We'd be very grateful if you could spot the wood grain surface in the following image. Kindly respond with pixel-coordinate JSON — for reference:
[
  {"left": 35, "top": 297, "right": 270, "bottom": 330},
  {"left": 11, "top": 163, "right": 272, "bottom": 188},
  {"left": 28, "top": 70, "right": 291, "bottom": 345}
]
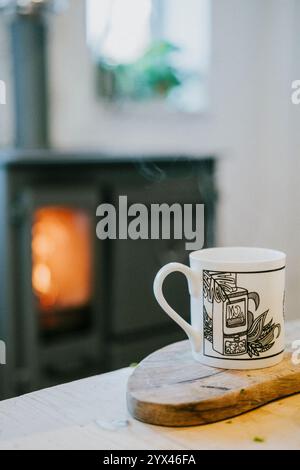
[
  {"left": 127, "top": 322, "right": 300, "bottom": 426},
  {"left": 0, "top": 324, "right": 300, "bottom": 449}
]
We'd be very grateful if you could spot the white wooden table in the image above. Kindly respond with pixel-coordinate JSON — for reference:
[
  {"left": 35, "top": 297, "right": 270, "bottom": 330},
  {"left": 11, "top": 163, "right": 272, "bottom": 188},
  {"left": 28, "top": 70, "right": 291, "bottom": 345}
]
[{"left": 0, "top": 365, "right": 300, "bottom": 450}]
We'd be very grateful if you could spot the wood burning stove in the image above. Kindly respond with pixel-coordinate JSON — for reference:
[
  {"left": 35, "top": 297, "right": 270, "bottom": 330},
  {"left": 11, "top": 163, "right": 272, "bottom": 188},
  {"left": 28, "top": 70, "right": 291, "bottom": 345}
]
[{"left": 0, "top": 150, "right": 216, "bottom": 399}]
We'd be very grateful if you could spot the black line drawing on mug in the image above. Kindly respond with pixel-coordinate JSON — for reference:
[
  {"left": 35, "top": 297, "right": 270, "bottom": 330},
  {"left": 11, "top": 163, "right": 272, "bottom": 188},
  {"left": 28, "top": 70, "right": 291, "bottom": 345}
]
[{"left": 203, "top": 271, "right": 281, "bottom": 358}]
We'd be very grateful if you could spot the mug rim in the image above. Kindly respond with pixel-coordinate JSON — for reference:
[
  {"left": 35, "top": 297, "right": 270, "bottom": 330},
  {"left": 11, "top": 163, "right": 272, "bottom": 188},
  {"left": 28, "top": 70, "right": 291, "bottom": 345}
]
[{"left": 189, "top": 246, "right": 286, "bottom": 271}]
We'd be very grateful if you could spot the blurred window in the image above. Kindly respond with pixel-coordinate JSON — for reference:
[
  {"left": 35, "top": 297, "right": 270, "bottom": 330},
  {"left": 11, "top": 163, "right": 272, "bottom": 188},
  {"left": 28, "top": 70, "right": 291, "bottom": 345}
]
[{"left": 86, "top": 0, "right": 210, "bottom": 112}]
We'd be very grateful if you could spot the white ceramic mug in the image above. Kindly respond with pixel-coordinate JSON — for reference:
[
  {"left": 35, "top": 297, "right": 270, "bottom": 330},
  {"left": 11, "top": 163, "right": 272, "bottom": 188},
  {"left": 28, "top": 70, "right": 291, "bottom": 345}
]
[{"left": 154, "top": 247, "right": 286, "bottom": 369}]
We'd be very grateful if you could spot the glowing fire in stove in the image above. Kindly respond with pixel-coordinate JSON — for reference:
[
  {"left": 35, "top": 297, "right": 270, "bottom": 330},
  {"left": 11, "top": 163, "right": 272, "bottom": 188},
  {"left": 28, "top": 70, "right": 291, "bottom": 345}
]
[{"left": 32, "top": 207, "right": 92, "bottom": 311}]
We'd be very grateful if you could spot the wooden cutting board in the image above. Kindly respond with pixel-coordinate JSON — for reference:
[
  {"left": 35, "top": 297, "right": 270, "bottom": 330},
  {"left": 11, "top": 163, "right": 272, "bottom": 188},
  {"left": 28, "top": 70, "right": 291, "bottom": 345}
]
[{"left": 127, "top": 321, "right": 300, "bottom": 427}]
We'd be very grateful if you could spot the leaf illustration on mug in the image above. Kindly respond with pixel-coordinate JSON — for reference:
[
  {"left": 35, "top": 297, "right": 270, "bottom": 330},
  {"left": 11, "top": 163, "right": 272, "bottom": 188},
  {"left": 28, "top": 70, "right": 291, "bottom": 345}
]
[
  {"left": 203, "top": 271, "right": 237, "bottom": 303},
  {"left": 203, "top": 305, "right": 213, "bottom": 343},
  {"left": 247, "top": 310, "right": 281, "bottom": 358},
  {"left": 247, "top": 310, "right": 268, "bottom": 343}
]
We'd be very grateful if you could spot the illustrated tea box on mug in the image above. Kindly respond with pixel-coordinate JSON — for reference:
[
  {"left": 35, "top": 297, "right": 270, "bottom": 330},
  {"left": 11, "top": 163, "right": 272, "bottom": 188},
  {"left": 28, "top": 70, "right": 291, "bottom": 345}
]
[{"left": 204, "top": 272, "right": 260, "bottom": 356}]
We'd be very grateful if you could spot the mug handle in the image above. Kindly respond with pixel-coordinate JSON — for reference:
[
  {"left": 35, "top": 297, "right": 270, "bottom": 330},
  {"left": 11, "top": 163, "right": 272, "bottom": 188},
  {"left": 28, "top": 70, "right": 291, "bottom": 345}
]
[
  {"left": 153, "top": 262, "right": 202, "bottom": 353},
  {"left": 248, "top": 291, "right": 260, "bottom": 311}
]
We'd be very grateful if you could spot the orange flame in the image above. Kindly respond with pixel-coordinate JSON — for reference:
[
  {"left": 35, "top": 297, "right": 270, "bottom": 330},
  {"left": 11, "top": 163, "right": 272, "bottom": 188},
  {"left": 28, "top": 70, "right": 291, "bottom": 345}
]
[{"left": 32, "top": 207, "right": 92, "bottom": 311}]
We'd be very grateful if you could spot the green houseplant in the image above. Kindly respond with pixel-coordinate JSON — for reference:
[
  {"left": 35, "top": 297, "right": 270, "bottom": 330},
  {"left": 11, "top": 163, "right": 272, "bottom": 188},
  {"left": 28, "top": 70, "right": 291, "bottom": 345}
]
[{"left": 96, "top": 40, "right": 182, "bottom": 101}]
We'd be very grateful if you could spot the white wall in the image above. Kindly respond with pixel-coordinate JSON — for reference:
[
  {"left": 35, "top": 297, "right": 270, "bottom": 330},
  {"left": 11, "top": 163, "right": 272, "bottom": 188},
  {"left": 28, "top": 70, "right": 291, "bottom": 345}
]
[{"left": 1, "top": 0, "right": 299, "bottom": 319}]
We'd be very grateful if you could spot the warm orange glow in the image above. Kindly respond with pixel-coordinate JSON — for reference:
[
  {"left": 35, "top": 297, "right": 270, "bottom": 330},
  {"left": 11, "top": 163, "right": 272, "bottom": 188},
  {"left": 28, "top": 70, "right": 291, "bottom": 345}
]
[
  {"left": 32, "top": 207, "right": 92, "bottom": 311},
  {"left": 33, "top": 263, "right": 52, "bottom": 295}
]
